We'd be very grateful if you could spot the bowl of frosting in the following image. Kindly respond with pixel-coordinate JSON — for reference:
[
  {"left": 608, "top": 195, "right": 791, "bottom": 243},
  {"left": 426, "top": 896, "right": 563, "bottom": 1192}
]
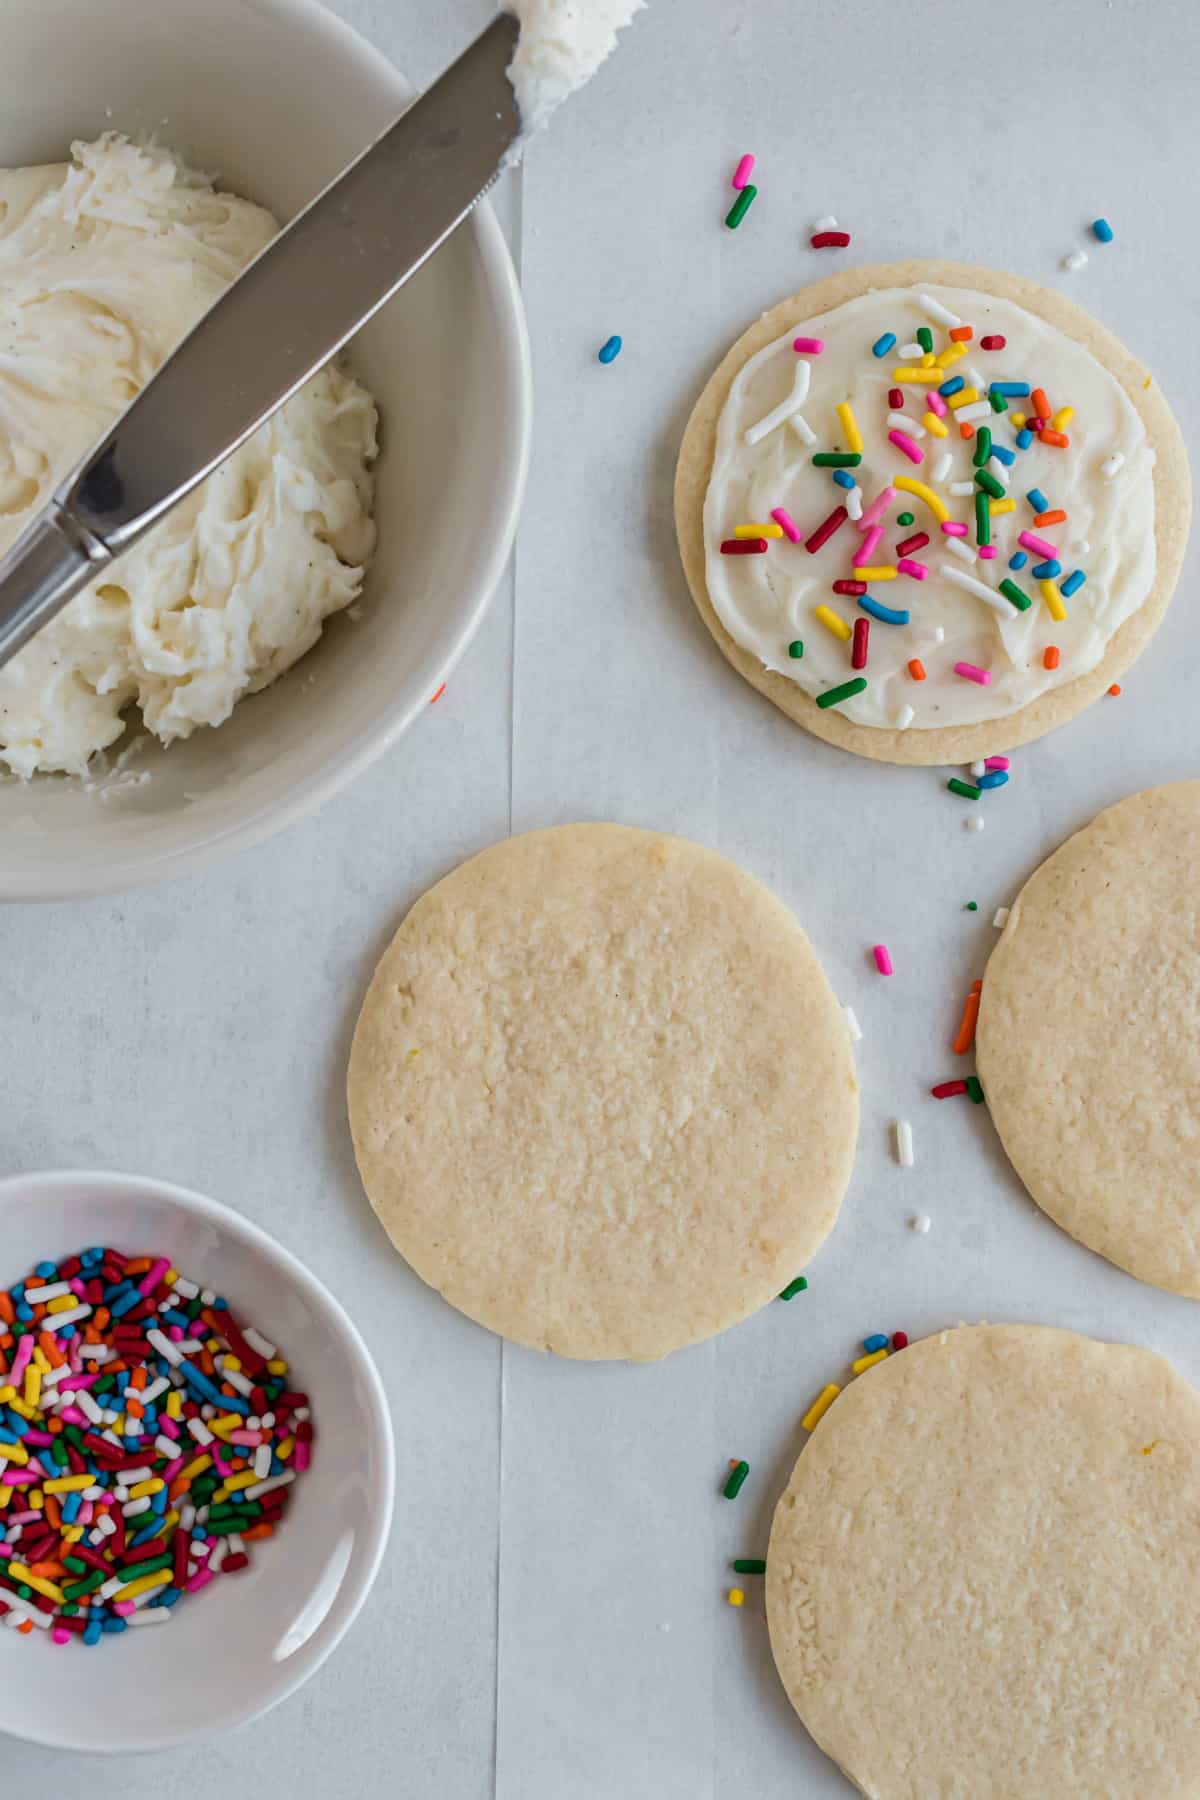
[{"left": 0, "top": 0, "right": 531, "bottom": 900}]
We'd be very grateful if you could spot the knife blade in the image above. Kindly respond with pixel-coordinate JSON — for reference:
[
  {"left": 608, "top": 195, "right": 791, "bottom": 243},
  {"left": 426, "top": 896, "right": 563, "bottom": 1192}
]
[{"left": 0, "top": 10, "right": 522, "bottom": 672}]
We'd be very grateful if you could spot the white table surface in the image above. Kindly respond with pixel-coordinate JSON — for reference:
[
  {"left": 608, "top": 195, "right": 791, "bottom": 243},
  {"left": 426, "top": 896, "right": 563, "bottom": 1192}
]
[{"left": 4, "top": 0, "right": 1200, "bottom": 1793}]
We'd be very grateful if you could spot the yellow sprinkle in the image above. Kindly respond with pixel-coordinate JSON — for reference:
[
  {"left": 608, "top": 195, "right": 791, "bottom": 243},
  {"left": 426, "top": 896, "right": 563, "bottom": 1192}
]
[
  {"left": 266, "top": 1358, "right": 289, "bottom": 1376},
  {"left": 207, "top": 1414, "right": 242, "bottom": 1440},
  {"left": 892, "top": 369, "right": 942, "bottom": 385},
  {"left": 0, "top": 1440, "right": 30, "bottom": 1467},
  {"left": 893, "top": 475, "right": 949, "bottom": 523},
  {"left": 115, "top": 1571, "right": 172, "bottom": 1604},
  {"left": 277, "top": 1437, "right": 295, "bottom": 1462},
  {"left": 61, "top": 1526, "right": 84, "bottom": 1544},
  {"left": 814, "top": 605, "right": 852, "bottom": 642},
  {"left": 407, "top": 1048, "right": 421, "bottom": 1062},
  {"left": 990, "top": 498, "right": 1016, "bottom": 516},
  {"left": 0, "top": 1486, "right": 11, "bottom": 1507},
  {"left": 160, "top": 1510, "right": 180, "bottom": 1536},
  {"left": 177, "top": 1454, "right": 213, "bottom": 1484},
  {"left": 852, "top": 1348, "right": 889, "bottom": 1374},
  {"left": 42, "top": 1474, "right": 93, "bottom": 1495},
  {"left": 22, "top": 1368, "right": 40, "bottom": 1409},
  {"left": 853, "top": 566, "right": 898, "bottom": 581},
  {"left": 802, "top": 1383, "right": 841, "bottom": 1432},
  {"left": 212, "top": 1485, "right": 230, "bottom": 1504},
  {"left": 947, "top": 388, "right": 980, "bottom": 411},
  {"left": 0, "top": 1388, "right": 15, "bottom": 1407},
  {"left": 29, "top": 1489, "right": 42, "bottom": 1509},
  {"left": 727, "top": 1588, "right": 746, "bottom": 1608},
  {"left": 835, "top": 401, "right": 864, "bottom": 455},
  {"left": 222, "top": 1470, "right": 258, "bottom": 1494},
  {"left": 1141, "top": 1440, "right": 1161, "bottom": 1455},
  {"left": 46, "top": 1294, "right": 77, "bottom": 1315},
  {"left": 164, "top": 1268, "right": 178, "bottom": 1286},
  {"left": 127, "top": 1477, "right": 165, "bottom": 1500},
  {"left": 1010, "top": 411, "right": 1026, "bottom": 428},
  {"left": 1052, "top": 406, "right": 1074, "bottom": 430},
  {"left": 9, "top": 1566, "right": 64, "bottom": 1603},
  {"left": 165, "top": 1391, "right": 183, "bottom": 1420},
  {"left": 922, "top": 411, "right": 949, "bottom": 438},
  {"left": 221, "top": 1355, "right": 242, "bottom": 1374},
  {"left": 934, "top": 341, "right": 967, "bottom": 368},
  {"left": 205, "top": 1338, "right": 221, "bottom": 1354},
  {"left": 920, "top": 351, "right": 936, "bottom": 368},
  {"left": 734, "top": 522, "right": 784, "bottom": 539},
  {"left": 7, "top": 1399, "right": 34, "bottom": 1421},
  {"left": 1040, "top": 579, "right": 1068, "bottom": 622},
  {"left": 1143, "top": 375, "right": 1152, "bottom": 389},
  {"left": 32, "top": 1349, "right": 51, "bottom": 1375}
]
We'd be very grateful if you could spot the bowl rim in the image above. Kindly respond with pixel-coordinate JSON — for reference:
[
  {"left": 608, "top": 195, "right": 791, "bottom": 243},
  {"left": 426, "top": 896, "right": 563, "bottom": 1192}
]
[
  {"left": 0, "top": 1165, "right": 397, "bottom": 1754},
  {"left": 4, "top": 0, "right": 533, "bottom": 905}
]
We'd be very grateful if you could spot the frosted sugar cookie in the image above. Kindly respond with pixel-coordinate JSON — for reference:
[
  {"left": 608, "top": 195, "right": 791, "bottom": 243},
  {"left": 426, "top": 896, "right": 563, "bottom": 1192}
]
[
  {"left": 675, "top": 263, "right": 1189, "bottom": 764},
  {"left": 768, "top": 1324, "right": 1200, "bottom": 1798},
  {"left": 977, "top": 781, "right": 1200, "bottom": 1297},
  {"left": 347, "top": 824, "right": 858, "bottom": 1360}
]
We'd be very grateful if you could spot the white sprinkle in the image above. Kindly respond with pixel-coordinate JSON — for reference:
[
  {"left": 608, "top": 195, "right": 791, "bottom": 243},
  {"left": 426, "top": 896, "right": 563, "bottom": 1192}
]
[
  {"left": 1071, "top": 539, "right": 1090, "bottom": 556},
  {"left": 965, "top": 363, "right": 986, "bottom": 390},
  {"left": 813, "top": 215, "right": 838, "bottom": 232},
  {"left": 932, "top": 450, "right": 954, "bottom": 483},
  {"left": 887, "top": 410, "right": 926, "bottom": 436},
  {"left": 898, "top": 342, "right": 924, "bottom": 360},
  {"left": 126, "top": 1608, "right": 171, "bottom": 1627},
  {"left": 171, "top": 1277, "right": 199, "bottom": 1301},
  {"left": 993, "top": 906, "right": 1010, "bottom": 929},
  {"left": 244, "top": 1469, "right": 296, "bottom": 1503},
  {"left": 154, "top": 1435, "right": 177, "bottom": 1461},
  {"left": 911, "top": 1213, "right": 933, "bottom": 1234},
  {"left": 918, "top": 293, "right": 963, "bottom": 327},
  {"left": 40, "top": 1303, "right": 90, "bottom": 1330},
  {"left": 894, "top": 1121, "right": 915, "bottom": 1168},
  {"left": 945, "top": 537, "right": 977, "bottom": 566},
  {"left": 121, "top": 1496, "right": 151, "bottom": 1519},
  {"left": 788, "top": 411, "right": 817, "bottom": 447},
  {"left": 846, "top": 486, "right": 864, "bottom": 520},
  {"left": 200, "top": 1289, "right": 216, "bottom": 1307},
  {"left": 843, "top": 1004, "right": 862, "bottom": 1043},
  {"left": 940, "top": 564, "right": 1009, "bottom": 614},
  {"left": 147, "top": 1327, "right": 182, "bottom": 1367},
  {"left": 933, "top": 626, "right": 945, "bottom": 643},
  {"left": 969, "top": 815, "right": 985, "bottom": 832},
  {"left": 1063, "top": 249, "right": 1088, "bottom": 273},
  {"left": 895, "top": 704, "right": 915, "bottom": 729},
  {"left": 970, "top": 761, "right": 986, "bottom": 778},
  {"left": 243, "top": 1327, "right": 277, "bottom": 1360},
  {"left": 1100, "top": 452, "right": 1124, "bottom": 480},
  {"left": 745, "top": 360, "right": 811, "bottom": 446},
  {"left": 186, "top": 1418, "right": 214, "bottom": 1447},
  {"left": 24, "top": 1281, "right": 70, "bottom": 1304},
  {"left": 955, "top": 401, "right": 993, "bottom": 423},
  {"left": 949, "top": 481, "right": 975, "bottom": 497},
  {"left": 991, "top": 460, "right": 1011, "bottom": 488},
  {"left": 253, "top": 1443, "right": 273, "bottom": 1480}
]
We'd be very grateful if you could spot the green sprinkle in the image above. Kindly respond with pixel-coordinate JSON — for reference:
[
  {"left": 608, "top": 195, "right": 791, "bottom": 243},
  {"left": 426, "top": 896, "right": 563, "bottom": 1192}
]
[
  {"left": 966, "top": 1075, "right": 986, "bottom": 1104},
  {"left": 816, "top": 676, "right": 868, "bottom": 710},
  {"left": 787, "top": 640, "right": 804, "bottom": 660},
  {"left": 725, "top": 185, "right": 757, "bottom": 230},
  {"left": 733, "top": 1559, "right": 767, "bottom": 1575},
  {"left": 15, "top": 1585, "right": 31, "bottom": 1600},
  {"left": 975, "top": 467, "right": 1005, "bottom": 500},
  {"left": 50, "top": 1439, "right": 69, "bottom": 1469},
  {"left": 61, "top": 1602, "right": 79, "bottom": 1617},
  {"left": 63, "top": 1556, "right": 87, "bottom": 1575},
  {"left": 988, "top": 389, "right": 1009, "bottom": 414},
  {"left": 812, "top": 452, "right": 862, "bottom": 468},
  {"left": 62, "top": 1568, "right": 107, "bottom": 1600},
  {"left": 206, "top": 1516, "right": 257, "bottom": 1537},
  {"left": 999, "top": 578, "right": 1033, "bottom": 613},
  {"left": 778, "top": 1275, "right": 808, "bottom": 1300},
  {"left": 114, "top": 1553, "right": 173, "bottom": 1586},
  {"left": 974, "top": 491, "right": 991, "bottom": 546},
  {"left": 972, "top": 426, "right": 992, "bottom": 469},
  {"left": 896, "top": 511, "right": 915, "bottom": 527},
  {"left": 723, "top": 1460, "right": 750, "bottom": 1499},
  {"left": 948, "top": 779, "right": 982, "bottom": 800},
  {"left": 965, "top": 901, "right": 978, "bottom": 911},
  {"left": 916, "top": 326, "right": 934, "bottom": 353}
]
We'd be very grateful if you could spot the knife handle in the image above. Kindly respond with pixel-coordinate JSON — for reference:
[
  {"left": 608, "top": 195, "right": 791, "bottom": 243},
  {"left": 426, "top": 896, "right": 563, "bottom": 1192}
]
[{"left": 0, "top": 506, "right": 111, "bottom": 673}]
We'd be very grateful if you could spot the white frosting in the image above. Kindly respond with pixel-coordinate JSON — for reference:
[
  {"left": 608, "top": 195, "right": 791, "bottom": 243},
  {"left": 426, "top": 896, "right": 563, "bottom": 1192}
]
[
  {"left": 0, "top": 135, "right": 377, "bottom": 779},
  {"left": 703, "top": 285, "right": 1155, "bottom": 729},
  {"left": 505, "top": 0, "right": 644, "bottom": 132}
]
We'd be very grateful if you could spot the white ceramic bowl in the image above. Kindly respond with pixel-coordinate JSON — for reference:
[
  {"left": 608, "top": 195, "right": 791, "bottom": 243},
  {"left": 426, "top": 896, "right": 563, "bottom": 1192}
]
[
  {"left": 0, "top": 1170, "right": 395, "bottom": 1752},
  {"left": 0, "top": 0, "right": 531, "bottom": 902}
]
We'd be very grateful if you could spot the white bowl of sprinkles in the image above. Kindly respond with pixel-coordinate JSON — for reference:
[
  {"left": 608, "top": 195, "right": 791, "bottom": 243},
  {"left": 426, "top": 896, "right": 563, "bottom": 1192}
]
[{"left": 0, "top": 1169, "right": 394, "bottom": 1752}]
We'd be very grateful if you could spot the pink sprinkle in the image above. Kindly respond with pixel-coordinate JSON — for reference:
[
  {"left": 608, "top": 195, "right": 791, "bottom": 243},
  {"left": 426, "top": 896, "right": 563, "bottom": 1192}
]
[
  {"left": 52, "top": 1627, "right": 71, "bottom": 1646},
  {"left": 858, "top": 486, "right": 896, "bottom": 532},
  {"left": 792, "top": 336, "right": 824, "bottom": 355},
  {"left": 852, "top": 525, "right": 883, "bottom": 567},
  {"left": 888, "top": 429, "right": 924, "bottom": 465},
  {"left": 925, "top": 390, "right": 948, "bottom": 418},
  {"left": 10, "top": 1338, "right": 33, "bottom": 1382},
  {"left": 1019, "top": 530, "right": 1059, "bottom": 559},
  {"left": 873, "top": 944, "right": 894, "bottom": 977},
  {"left": 770, "top": 506, "right": 801, "bottom": 543},
  {"left": 186, "top": 1569, "right": 216, "bottom": 1595},
  {"left": 941, "top": 521, "right": 968, "bottom": 537},
  {"left": 138, "top": 1257, "right": 170, "bottom": 1297},
  {"left": 896, "top": 557, "right": 929, "bottom": 580},
  {"left": 732, "top": 153, "right": 755, "bottom": 190},
  {"left": 955, "top": 661, "right": 991, "bottom": 686},
  {"left": 56, "top": 1373, "right": 100, "bottom": 1393},
  {"left": 985, "top": 755, "right": 1010, "bottom": 771},
  {"left": 162, "top": 1455, "right": 186, "bottom": 1481},
  {"left": 168, "top": 1324, "right": 185, "bottom": 1342},
  {"left": 113, "top": 1601, "right": 136, "bottom": 1617},
  {"left": 159, "top": 1416, "right": 181, "bottom": 1440},
  {"left": 294, "top": 1441, "right": 310, "bottom": 1473},
  {"left": 978, "top": 545, "right": 998, "bottom": 560}
]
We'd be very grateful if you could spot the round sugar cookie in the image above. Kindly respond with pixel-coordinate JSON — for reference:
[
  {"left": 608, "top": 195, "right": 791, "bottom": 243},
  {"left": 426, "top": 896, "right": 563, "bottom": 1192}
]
[
  {"left": 675, "top": 262, "right": 1190, "bottom": 765},
  {"left": 977, "top": 782, "right": 1200, "bottom": 1297},
  {"left": 768, "top": 1324, "right": 1200, "bottom": 1799},
  {"left": 347, "top": 824, "right": 858, "bottom": 1361}
]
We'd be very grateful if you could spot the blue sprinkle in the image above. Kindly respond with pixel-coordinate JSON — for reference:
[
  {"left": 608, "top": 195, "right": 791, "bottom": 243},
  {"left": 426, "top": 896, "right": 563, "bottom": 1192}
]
[
  {"left": 832, "top": 468, "right": 856, "bottom": 490},
  {"left": 990, "top": 444, "right": 1015, "bottom": 466},
  {"left": 109, "top": 1287, "right": 143, "bottom": 1319},
  {"left": 1008, "top": 552, "right": 1029, "bottom": 571},
  {"left": 990, "top": 382, "right": 1031, "bottom": 397},
  {"left": 1016, "top": 428, "right": 1034, "bottom": 450},
  {"left": 863, "top": 1333, "right": 889, "bottom": 1353},
  {"left": 34, "top": 1263, "right": 56, "bottom": 1281},
  {"left": 978, "top": 770, "right": 1009, "bottom": 790},
  {"left": 1032, "top": 559, "right": 1062, "bottom": 579},
  {"left": 1026, "top": 487, "right": 1049, "bottom": 513},
  {"left": 1092, "top": 217, "right": 1114, "bottom": 243},
  {"left": 858, "top": 594, "right": 911, "bottom": 627},
  {"left": 158, "top": 1586, "right": 183, "bottom": 1608},
  {"left": 872, "top": 332, "right": 896, "bottom": 358},
  {"left": 14, "top": 1304, "right": 32, "bottom": 1323},
  {"left": 102, "top": 1616, "right": 128, "bottom": 1635},
  {"left": 597, "top": 334, "right": 622, "bottom": 365},
  {"left": 62, "top": 1492, "right": 82, "bottom": 1524},
  {"left": 938, "top": 375, "right": 965, "bottom": 398},
  {"left": 1061, "top": 569, "right": 1087, "bottom": 597},
  {"left": 83, "top": 1618, "right": 103, "bottom": 1647}
]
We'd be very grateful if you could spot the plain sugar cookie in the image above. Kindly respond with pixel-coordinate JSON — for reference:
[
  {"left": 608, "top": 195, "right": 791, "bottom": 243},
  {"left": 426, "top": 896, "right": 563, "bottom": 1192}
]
[
  {"left": 768, "top": 1324, "right": 1200, "bottom": 1799},
  {"left": 347, "top": 824, "right": 858, "bottom": 1360},
  {"left": 675, "top": 263, "right": 1189, "bottom": 765},
  {"left": 977, "top": 781, "right": 1200, "bottom": 1297}
]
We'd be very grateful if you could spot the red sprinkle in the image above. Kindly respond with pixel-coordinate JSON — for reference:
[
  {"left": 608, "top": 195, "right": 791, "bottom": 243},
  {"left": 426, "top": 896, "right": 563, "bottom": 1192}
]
[
  {"left": 895, "top": 531, "right": 930, "bottom": 558},
  {"left": 810, "top": 230, "right": 851, "bottom": 248},
  {"left": 980, "top": 335, "right": 1006, "bottom": 350},
  {"left": 851, "top": 617, "right": 870, "bottom": 670},
  {"left": 804, "top": 506, "right": 848, "bottom": 554},
  {"left": 949, "top": 326, "right": 973, "bottom": 343},
  {"left": 891, "top": 1331, "right": 909, "bottom": 1350},
  {"left": 888, "top": 386, "right": 904, "bottom": 409},
  {"left": 832, "top": 578, "right": 867, "bottom": 596},
  {"left": 720, "top": 538, "right": 768, "bottom": 555},
  {"left": 930, "top": 1080, "right": 968, "bottom": 1099}
]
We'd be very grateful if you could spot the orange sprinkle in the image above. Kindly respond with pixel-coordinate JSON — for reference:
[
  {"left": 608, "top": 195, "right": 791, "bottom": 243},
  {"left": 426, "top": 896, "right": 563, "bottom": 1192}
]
[
  {"left": 37, "top": 1331, "right": 66, "bottom": 1370},
  {"left": 43, "top": 1494, "right": 62, "bottom": 1531},
  {"left": 430, "top": 684, "right": 447, "bottom": 705},
  {"left": 907, "top": 658, "right": 927, "bottom": 681},
  {"left": 1108, "top": 683, "right": 1122, "bottom": 696},
  {"left": 958, "top": 421, "right": 975, "bottom": 440},
  {"left": 130, "top": 1366, "right": 146, "bottom": 1391},
  {"left": 1041, "top": 429, "right": 1069, "bottom": 448},
  {"left": 949, "top": 325, "right": 973, "bottom": 343},
  {"left": 0, "top": 1293, "right": 15, "bottom": 1326},
  {"left": 46, "top": 1416, "right": 63, "bottom": 1435},
  {"left": 1031, "top": 387, "right": 1051, "bottom": 421},
  {"left": 953, "top": 979, "right": 983, "bottom": 1056},
  {"left": 242, "top": 1523, "right": 275, "bottom": 1542},
  {"left": 93, "top": 1308, "right": 110, "bottom": 1331},
  {"left": 1044, "top": 646, "right": 1060, "bottom": 670},
  {"left": 17, "top": 1619, "right": 32, "bottom": 1635},
  {"left": 29, "top": 1560, "right": 65, "bottom": 1579},
  {"left": 1034, "top": 509, "right": 1066, "bottom": 527},
  {"left": 125, "top": 1257, "right": 152, "bottom": 1275}
]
